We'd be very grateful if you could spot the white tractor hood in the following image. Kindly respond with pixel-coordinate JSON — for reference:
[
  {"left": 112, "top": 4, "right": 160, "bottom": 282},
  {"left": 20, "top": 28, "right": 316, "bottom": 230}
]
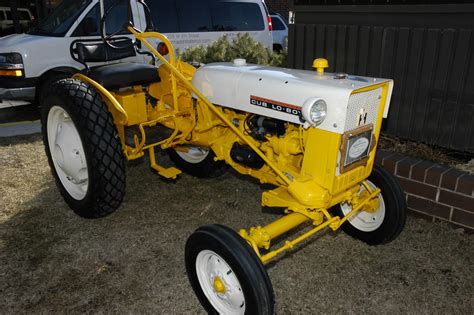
[{"left": 192, "top": 61, "right": 393, "bottom": 134}]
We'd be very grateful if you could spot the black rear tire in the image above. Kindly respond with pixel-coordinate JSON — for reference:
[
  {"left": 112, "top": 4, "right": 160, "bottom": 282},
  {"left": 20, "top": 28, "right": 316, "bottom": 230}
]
[
  {"left": 185, "top": 224, "right": 274, "bottom": 314},
  {"left": 38, "top": 72, "right": 71, "bottom": 106},
  {"left": 334, "top": 164, "right": 407, "bottom": 245},
  {"left": 41, "top": 78, "right": 126, "bottom": 218},
  {"left": 168, "top": 146, "right": 225, "bottom": 178}
]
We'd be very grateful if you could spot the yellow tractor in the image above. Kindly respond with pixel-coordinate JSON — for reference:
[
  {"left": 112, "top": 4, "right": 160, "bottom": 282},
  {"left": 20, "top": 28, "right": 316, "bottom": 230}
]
[{"left": 41, "top": 1, "right": 406, "bottom": 313}]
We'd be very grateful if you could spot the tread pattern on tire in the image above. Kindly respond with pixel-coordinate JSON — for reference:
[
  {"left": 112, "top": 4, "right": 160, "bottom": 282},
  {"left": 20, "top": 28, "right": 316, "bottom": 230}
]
[
  {"left": 375, "top": 164, "right": 407, "bottom": 243},
  {"left": 42, "top": 78, "right": 126, "bottom": 218}
]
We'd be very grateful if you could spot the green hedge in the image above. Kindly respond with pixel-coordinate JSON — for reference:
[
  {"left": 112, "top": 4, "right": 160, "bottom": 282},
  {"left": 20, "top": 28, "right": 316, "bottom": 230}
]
[{"left": 180, "top": 34, "right": 287, "bottom": 67}]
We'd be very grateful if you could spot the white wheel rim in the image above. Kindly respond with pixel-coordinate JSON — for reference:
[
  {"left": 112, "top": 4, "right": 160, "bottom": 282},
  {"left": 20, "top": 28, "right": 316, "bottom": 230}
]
[
  {"left": 47, "top": 106, "right": 89, "bottom": 200},
  {"left": 176, "top": 146, "right": 209, "bottom": 164},
  {"left": 196, "top": 250, "right": 245, "bottom": 314},
  {"left": 340, "top": 180, "right": 385, "bottom": 232}
]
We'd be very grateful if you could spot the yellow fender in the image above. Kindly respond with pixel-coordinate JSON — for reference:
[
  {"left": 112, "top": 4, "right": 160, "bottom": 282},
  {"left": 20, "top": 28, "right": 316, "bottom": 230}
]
[{"left": 72, "top": 73, "right": 129, "bottom": 125}]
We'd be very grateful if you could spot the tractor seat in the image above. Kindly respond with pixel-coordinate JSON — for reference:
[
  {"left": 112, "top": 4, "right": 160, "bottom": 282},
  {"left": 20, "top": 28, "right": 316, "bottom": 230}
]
[{"left": 88, "top": 63, "right": 160, "bottom": 90}]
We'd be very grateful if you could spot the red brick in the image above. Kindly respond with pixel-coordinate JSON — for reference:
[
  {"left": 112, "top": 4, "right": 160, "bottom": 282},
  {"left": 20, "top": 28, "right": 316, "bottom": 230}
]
[
  {"left": 396, "top": 157, "right": 420, "bottom": 178},
  {"left": 440, "top": 169, "right": 465, "bottom": 191},
  {"left": 398, "top": 178, "right": 438, "bottom": 200},
  {"left": 438, "top": 190, "right": 474, "bottom": 212},
  {"left": 456, "top": 174, "right": 474, "bottom": 197},
  {"left": 375, "top": 150, "right": 395, "bottom": 164},
  {"left": 425, "top": 164, "right": 451, "bottom": 186},
  {"left": 407, "top": 195, "right": 451, "bottom": 219},
  {"left": 451, "top": 208, "right": 474, "bottom": 228},
  {"left": 410, "top": 160, "right": 435, "bottom": 182},
  {"left": 382, "top": 153, "right": 407, "bottom": 174}
]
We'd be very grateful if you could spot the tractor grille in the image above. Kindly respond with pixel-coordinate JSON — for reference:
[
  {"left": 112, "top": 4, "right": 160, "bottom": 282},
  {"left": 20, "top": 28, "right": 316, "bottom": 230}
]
[{"left": 344, "top": 87, "right": 383, "bottom": 132}]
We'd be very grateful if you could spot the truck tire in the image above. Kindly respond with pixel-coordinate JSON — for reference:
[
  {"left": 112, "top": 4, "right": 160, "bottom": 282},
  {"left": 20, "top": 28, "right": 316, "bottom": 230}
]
[
  {"left": 168, "top": 146, "right": 225, "bottom": 178},
  {"left": 334, "top": 164, "right": 407, "bottom": 245},
  {"left": 41, "top": 78, "right": 126, "bottom": 218}
]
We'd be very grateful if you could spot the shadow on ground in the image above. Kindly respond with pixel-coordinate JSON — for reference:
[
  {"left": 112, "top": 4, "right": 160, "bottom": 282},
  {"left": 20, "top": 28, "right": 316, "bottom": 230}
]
[{"left": 0, "top": 135, "right": 473, "bottom": 313}]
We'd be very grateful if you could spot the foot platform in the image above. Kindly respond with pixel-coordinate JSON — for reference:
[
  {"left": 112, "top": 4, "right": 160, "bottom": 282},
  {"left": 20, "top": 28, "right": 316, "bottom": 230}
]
[
  {"left": 151, "top": 164, "right": 182, "bottom": 179},
  {"left": 148, "top": 147, "right": 182, "bottom": 179}
]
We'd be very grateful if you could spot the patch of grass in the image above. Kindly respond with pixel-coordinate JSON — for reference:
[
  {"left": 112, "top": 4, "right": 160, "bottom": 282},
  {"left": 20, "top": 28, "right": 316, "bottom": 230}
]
[{"left": 0, "top": 134, "right": 473, "bottom": 313}]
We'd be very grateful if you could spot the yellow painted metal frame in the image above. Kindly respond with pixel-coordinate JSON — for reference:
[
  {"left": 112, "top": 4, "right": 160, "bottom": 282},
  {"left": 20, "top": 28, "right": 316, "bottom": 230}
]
[
  {"left": 240, "top": 82, "right": 391, "bottom": 263},
  {"left": 128, "top": 27, "right": 293, "bottom": 187},
  {"left": 241, "top": 181, "right": 381, "bottom": 264},
  {"left": 72, "top": 26, "right": 391, "bottom": 264}
]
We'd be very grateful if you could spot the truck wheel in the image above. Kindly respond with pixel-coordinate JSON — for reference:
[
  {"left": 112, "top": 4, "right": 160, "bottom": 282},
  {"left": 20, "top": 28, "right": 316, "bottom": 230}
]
[
  {"left": 41, "top": 78, "right": 126, "bottom": 218},
  {"left": 185, "top": 225, "right": 274, "bottom": 315},
  {"left": 168, "top": 146, "right": 225, "bottom": 178},
  {"left": 334, "top": 164, "right": 406, "bottom": 245}
]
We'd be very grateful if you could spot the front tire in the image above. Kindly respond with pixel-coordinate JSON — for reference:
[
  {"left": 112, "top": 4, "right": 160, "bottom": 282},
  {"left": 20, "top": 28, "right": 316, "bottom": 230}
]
[
  {"left": 185, "top": 225, "right": 274, "bottom": 315},
  {"left": 41, "top": 78, "right": 126, "bottom": 218},
  {"left": 334, "top": 164, "right": 407, "bottom": 245}
]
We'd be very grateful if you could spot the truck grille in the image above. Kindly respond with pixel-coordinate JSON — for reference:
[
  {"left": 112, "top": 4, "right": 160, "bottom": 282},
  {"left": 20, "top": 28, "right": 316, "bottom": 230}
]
[{"left": 344, "top": 87, "right": 383, "bottom": 132}]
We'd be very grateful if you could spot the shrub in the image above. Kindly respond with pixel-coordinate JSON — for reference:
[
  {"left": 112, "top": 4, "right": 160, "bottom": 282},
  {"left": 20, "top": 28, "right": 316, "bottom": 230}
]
[{"left": 180, "top": 33, "right": 287, "bottom": 67}]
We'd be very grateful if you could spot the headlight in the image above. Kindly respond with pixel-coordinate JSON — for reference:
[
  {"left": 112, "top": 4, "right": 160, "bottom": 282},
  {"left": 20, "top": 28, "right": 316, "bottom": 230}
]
[
  {"left": 0, "top": 53, "right": 24, "bottom": 77},
  {"left": 302, "top": 97, "right": 327, "bottom": 127},
  {"left": 0, "top": 53, "right": 23, "bottom": 67}
]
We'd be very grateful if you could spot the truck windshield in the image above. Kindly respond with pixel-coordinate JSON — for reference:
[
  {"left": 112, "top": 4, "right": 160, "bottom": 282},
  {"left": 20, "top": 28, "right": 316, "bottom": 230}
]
[{"left": 30, "top": 0, "right": 92, "bottom": 36}]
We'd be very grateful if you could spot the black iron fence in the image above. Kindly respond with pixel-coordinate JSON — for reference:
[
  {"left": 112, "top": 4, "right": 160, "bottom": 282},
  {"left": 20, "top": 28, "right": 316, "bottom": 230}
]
[{"left": 288, "top": 3, "right": 474, "bottom": 153}]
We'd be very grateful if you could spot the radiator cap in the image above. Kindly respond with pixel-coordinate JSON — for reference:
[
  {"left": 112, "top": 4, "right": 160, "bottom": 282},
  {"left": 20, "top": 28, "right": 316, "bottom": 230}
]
[{"left": 313, "top": 58, "right": 329, "bottom": 74}]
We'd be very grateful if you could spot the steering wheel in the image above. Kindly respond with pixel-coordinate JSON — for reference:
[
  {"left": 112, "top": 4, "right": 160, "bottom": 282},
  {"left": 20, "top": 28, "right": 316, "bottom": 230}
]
[{"left": 100, "top": 0, "right": 154, "bottom": 50}]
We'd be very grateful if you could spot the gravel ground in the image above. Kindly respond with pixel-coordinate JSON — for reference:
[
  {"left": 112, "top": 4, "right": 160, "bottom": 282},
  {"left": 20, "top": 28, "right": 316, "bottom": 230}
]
[{"left": 1, "top": 134, "right": 473, "bottom": 314}]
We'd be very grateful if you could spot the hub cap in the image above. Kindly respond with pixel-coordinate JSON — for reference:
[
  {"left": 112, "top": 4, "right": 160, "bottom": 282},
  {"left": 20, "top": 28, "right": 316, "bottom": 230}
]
[
  {"left": 196, "top": 250, "right": 245, "bottom": 314},
  {"left": 176, "top": 146, "right": 209, "bottom": 164},
  {"left": 341, "top": 180, "right": 385, "bottom": 232},
  {"left": 47, "top": 106, "right": 88, "bottom": 200}
]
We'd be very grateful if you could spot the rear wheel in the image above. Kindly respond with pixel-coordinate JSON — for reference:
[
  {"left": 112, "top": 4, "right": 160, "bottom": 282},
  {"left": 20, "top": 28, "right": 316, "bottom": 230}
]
[
  {"left": 334, "top": 164, "right": 407, "bottom": 245},
  {"left": 41, "top": 78, "right": 126, "bottom": 218},
  {"left": 185, "top": 224, "right": 274, "bottom": 315},
  {"left": 168, "top": 145, "right": 225, "bottom": 178},
  {"left": 38, "top": 72, "right": 70, "bottom": 106}
]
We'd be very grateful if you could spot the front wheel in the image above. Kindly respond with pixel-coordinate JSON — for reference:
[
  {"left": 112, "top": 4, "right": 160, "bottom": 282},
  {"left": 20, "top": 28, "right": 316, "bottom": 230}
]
[
  {"left": 41, "top": 78, "right": 126, "bottom": 218},
  {"left": 185, "top": 225, "right": 274, "bottom": 315},
  {"left": 334, "top": 164, "right": 407, "bottom": 245}
]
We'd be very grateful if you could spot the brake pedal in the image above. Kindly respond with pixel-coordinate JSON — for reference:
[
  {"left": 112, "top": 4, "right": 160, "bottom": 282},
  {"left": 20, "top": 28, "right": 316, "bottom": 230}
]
[
  {"left": 153, "top": 165, "right": 182, "bottom": 179},
  {"left": 148, "top": 147, "right": 181, "bottom": 179}
]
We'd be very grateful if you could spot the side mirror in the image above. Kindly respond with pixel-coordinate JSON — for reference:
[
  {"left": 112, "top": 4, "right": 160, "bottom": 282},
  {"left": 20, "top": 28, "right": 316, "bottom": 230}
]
[{"left": 82, "top": 17, "right": 98, "bottom": 35}]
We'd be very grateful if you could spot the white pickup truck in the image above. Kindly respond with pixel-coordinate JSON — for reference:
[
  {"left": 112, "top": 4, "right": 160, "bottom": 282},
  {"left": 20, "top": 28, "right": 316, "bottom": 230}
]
[{"left": 0, "top": 0, "right": 273, "bottom": 104}]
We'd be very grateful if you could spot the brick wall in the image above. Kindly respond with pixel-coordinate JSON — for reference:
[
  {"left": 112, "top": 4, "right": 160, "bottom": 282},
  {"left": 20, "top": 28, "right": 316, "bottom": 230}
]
[
  {"left": 265, "top": 0, "right": 291, "bottom": 19},
  {"left": 376, "top": 151, "right": 474, "bottom": 232}
]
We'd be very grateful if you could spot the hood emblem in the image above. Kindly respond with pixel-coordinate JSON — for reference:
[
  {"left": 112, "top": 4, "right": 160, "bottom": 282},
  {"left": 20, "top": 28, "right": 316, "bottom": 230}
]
[{"left": 358, "top": 108, "right": 368, "bottom": 126}]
